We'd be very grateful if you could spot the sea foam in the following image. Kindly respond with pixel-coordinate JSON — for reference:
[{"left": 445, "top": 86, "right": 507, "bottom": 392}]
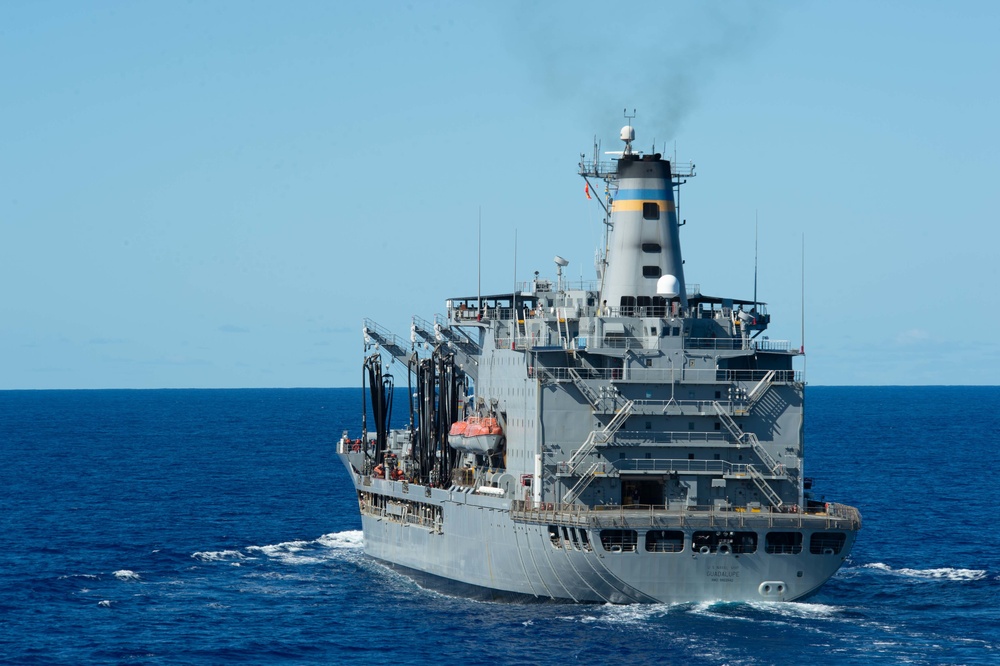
[{"left": 864, "top": 563, "right": 987, "bottom": 582}]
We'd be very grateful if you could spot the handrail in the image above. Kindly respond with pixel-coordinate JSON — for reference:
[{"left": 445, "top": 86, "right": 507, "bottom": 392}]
[
  {"left": 509, "top": 500, "right": 863, "bottom": 531},
  {"left": 525, "top": 366, "right": 799, "bottom": 384}
]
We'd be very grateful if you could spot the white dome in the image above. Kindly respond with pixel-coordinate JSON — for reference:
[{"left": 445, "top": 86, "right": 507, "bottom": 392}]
[{"left": 656, "top": 274, "right": 680, "bottom": 298}]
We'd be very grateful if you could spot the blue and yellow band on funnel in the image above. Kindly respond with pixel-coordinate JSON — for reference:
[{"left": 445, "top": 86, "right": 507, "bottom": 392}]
[{"left": 611, "top": 188, "right": 676, "bottom": 213}]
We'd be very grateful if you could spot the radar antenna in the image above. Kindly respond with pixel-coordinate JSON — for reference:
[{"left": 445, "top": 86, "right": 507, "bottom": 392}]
[{"left": 621, "top": 108, "right": 636, "bottom": 155}]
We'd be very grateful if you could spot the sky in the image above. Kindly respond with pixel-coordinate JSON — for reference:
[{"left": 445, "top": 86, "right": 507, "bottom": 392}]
[{"left": 3, "top": 1, "right": 999, "bottom": 389}]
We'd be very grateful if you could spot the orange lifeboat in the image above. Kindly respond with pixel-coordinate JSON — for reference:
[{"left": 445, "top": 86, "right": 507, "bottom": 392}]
[{"left": 448, "top": 415, "right": 504, "bottom": 454}]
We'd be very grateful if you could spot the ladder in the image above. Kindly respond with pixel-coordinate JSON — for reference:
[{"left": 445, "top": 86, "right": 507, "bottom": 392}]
[
  {"left": 567, "top": 367, "right": 602, "bottom": 409},
  {"left": 713, "top": 401, "right": 782, "bottom": 474},
  {"left": 565, "top": 400, "right": 634, "bottom": 473},
  {"left": 563, "top": 462, "right": 604, "bottom": 503},
  {"left": 745, "top": 369, "right": 775, "bottom": 409},
  {"left": 747, "top": 465, "right": 784, "bottom": 509}
]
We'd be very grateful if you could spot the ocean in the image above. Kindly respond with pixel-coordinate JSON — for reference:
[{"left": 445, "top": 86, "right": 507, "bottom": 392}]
[{"left": 1, "top": 386, "right": 997, "bottom": 665}]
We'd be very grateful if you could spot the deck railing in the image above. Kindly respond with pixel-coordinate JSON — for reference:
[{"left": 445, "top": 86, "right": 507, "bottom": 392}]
[{"left": 509, "top": 500, "right": 862, "bottom": 531}]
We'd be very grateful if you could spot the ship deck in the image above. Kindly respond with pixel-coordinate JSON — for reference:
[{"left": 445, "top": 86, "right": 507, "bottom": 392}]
[{"left": 509, "top": 500, "right": 862, "bottom": 532}]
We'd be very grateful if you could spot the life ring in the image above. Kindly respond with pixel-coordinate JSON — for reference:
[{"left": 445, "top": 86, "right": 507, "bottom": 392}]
[{"left": 699, "top": 546, "right": 710, "bottom": 554}]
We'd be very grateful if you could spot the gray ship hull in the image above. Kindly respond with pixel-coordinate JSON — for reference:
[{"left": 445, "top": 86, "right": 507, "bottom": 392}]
[{"left": 340, "top": 453, "right": 858, "bottom": 604}]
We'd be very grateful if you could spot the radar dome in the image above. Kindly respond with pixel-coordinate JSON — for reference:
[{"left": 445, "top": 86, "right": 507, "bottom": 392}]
[
  {"left": 620, "top": 126, "right": 635, "bottom": 142},
  {"left": 656, "top": 274, "right": 680, "bottom": 298}
]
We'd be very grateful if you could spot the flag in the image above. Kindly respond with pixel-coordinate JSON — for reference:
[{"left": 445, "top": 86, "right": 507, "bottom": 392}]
[{"left": 584, "top": 183, "right": 591, "bottom": 200}]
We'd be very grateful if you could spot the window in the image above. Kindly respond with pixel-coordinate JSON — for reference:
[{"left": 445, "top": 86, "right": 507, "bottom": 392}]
[
  {"left": 765, "top": 532, "right": 803, "bottom": 554},
  {"left": 693, "top": 531, "right": 757, "bottom": 554},
  {"left": 646, "top": 530, "right": 684, "bottom": 552},
  {"left": 642, "top": 265, "right": 662, "bottom": 278},
  {"left": 600, "top": 529, "right": 638, "bottom": 552},
  {"left": 809, "top": 532, "right": 847, "bottom": 555},
  {"left": 642, "top": 243, "right": 662, "bottom": 253},
  {"left": 643, "top": 202, "right": 659, "bottom": 219}
]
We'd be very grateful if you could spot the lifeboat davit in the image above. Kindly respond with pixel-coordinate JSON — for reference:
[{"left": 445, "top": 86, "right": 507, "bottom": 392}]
[{"left": 448, "top": 416, "right": 504, "bottom": 454}]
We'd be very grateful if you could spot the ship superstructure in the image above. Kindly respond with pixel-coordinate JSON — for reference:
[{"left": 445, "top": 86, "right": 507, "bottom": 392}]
[{"left": 337, "top": 123, "right": 861, "bottom": 603}]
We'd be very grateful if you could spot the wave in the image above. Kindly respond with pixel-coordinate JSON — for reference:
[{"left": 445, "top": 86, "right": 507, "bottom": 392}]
[
  {"left": 246, "top": 530, "right": 365, "bottom": 566},
  {"left": 316, "top": 530, "right": 364, "bottom": 550},
  {"left": 190, "top": 531, "right": 364, "bottom": 567},
  {"left": 572, "top": 599, "right": 842, "bottom": 627},
  {"left": 862, "top": 563, "right": 988, "bottom": 582},
  {"left": 113, "top": 569, "right": 140, "bottom": 582},
  {"left": 192, "top": 550, "right": 251, "bottom": 562},
  {"left": 745, "top": 600, "right": 842, "bottom": 620}
]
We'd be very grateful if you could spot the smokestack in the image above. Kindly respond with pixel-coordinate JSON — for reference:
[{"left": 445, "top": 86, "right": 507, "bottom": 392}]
[{"left": 600, "top": 129, "right": 686, "bottom": 313}]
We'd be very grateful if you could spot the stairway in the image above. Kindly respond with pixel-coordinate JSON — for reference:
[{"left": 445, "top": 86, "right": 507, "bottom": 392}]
[
  {"left": 563, "top": 462, "right": 604, "bottom": 503},
  {"left": 713, "top": 401, "right": 782, "bottom": 474},
  {"left": 745, "top": 369, "right": 775, "bottom": 409},
  {"left": 747, "top": 465, "right": 784, "bottom": 509},
  {"left": 712, "top": 401, "right": 785, "bottom": 508},
  {"left": 565, "top": 400, "right": 634, "bottom": 474}
]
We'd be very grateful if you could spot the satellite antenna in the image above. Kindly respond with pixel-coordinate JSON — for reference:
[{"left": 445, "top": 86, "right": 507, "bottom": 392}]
[
  {"left": 621, "top": 108, "right": 636, "bottom": 155},
  {"left": 554, "top": 255, "right": 569, "bottom": 292}
]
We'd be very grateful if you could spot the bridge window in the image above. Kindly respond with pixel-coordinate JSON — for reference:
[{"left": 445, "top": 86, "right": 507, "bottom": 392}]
[
  {"left": 643, "top": 202, "right": 660, "bottom": 219},
  {"left": 642, "top": 243, "right": 662, "bottom": 253},
  {"left": 809, "top": 532, "right": 847, "bottom": 555},
  {"left": 765, "top": 532, "right": 803, "bottom": 554},
  {"left": 642, "top": 265, "right": 662, "bottom": 278}
]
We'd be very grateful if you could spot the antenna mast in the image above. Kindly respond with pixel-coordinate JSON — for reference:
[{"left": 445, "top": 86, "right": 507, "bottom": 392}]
[
  {"left": 801, "top": 233, "right": 806, "bottom": 357},
  {"left": 753, "top": 211, "right": 759, "bottom": 309},
  {"left": 477, "top": 207, "right": 482, "bottom": 312}
]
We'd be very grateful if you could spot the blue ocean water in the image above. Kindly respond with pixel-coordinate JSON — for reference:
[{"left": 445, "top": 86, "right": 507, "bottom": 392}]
[{"left": 1, "top": 386, "right": 997, "bottom": 665}]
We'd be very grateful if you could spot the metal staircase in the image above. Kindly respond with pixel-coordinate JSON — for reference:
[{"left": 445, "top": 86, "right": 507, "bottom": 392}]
[
  {"left": 745, "top": 369, "right": 775, "bottom": 409},
  {"left": 562, "top": 400, "right": 635, "bottom": 503},
  {"left": 568, "top": 367, "right": 626, "bottom": 412},
  {"left": 712, "top": 401, "right": 785, "bottom": 508},
  {"left": 747, "top": 465, "right": 783, "bottom": 508},
  {"left": 713, "top": 401, "right": 782, "bottom": 473},
  {"left": 563, "top": 462, "right": 604, "bottom": 503},
  {"left": 565, "top": 400, "right": 635, "bottom": 473},
  {"left": 567, "top": 367, "right": 602, "bottom": 408}
]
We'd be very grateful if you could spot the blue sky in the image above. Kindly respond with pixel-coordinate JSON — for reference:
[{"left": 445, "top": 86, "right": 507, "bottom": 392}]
[{"left": 3, "top": 1, "right": 998, "bottom": 389}]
